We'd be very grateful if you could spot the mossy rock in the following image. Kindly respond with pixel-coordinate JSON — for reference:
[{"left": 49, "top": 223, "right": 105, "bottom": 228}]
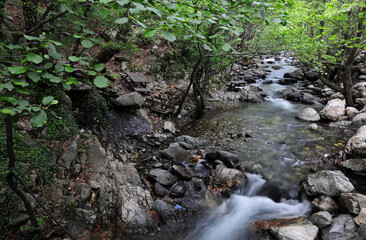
[{"left": 68, "top": 86, "right": 110, "bottom": 129}]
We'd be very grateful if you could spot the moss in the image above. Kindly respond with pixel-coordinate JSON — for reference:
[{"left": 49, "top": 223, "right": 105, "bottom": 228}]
[
  {"left": 32, "top": 80, "right": 79, "bottom": 141},
  {"left": 70, "top": 86, "right": 110, "bottom": 129},
  {"left": 0, "top": 123, "right": 55, "bottom": 236}
]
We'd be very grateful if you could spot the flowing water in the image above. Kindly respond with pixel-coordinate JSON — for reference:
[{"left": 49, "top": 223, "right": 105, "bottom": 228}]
[{"left": 183, "top": 57, "right": 346, "bottom": 239}]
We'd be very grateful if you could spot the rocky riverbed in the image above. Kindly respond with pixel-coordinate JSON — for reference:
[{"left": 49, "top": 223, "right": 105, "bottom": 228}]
[{"left": 10, "top": 53, "right": 366, "bottom": 240}]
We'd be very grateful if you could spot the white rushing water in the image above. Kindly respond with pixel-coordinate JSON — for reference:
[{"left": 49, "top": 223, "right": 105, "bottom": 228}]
[{"left": 186, "top": 174, "right": 311, "bottom": 240}]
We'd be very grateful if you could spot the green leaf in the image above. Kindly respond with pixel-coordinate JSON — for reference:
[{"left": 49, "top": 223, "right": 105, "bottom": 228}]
[
  {"left": 23, "top": 34, "right": 40, "bottom": 41},
  {"left": 65, "top": 66, "right": 74, "bottom": 72},
  {"left": 3, "top": 83, "right": 14, "bottom": 91},
  {"left": 30, "top": 110, "right": 47, "bottom": 128},
  {"left": 14, "top": 85, "right": 29, "bottom": 94},
  {"left": 66, "top": 76, "right": 78, "bottom": 85},
  {"left": 48, "top": 43, "right": 61, "bottom": 60},
  {"left": 115, "top": 17, "right": 128, "bottom": 24},
  {"left": 88, "top": 70, "right": 97, "bottom": 76},
  {"left": 117, "top": 0, "right": 130, "bottom": 6},
  {"left": 28, "top": 72, "right": 41, "bottom": 82},
  {"left": 44, "top": 62, "right": 53, "bottom": 69},
  {"left": 161, "top": 31, "right": 176, "bottom": 42},
  {"left": 94, "top": 76, "right": 109, "bottom": 88},
  {"left": 55, "top": 63, "right": 64, "bottom": 73},
  {"left": 49, "top": 40, "right": 63, "bottom": 46},
  {"left": 8, "top": 66, "right": 27, "bottom": 74},
  {"left": 81, "top": 40, "right": 93, "bottom": 48},
  {"left": 42, "top": 96, "right": 55, "bottom": 105},
  {"left": 26, "top": 53, "right": 43, "bottom": 64},
  {"left": 221, "top": 43, "right": 231, "bottom": 51},
  {"left": 144, "top": 29, "right": 157, "bottom": 38},
  {"left": 73, "top": 34, "right": 83, "bottom": 39},
  {"left": 17, "top": 99, "right": 29, "bottom": 109},
  {"left": 100, "top": 0, "right": 113, "bottom": 3},
  {"left": 49, "top": 76, "right": 62, "bottom": 83},
  {"left": 93, "top": 63, "right": 105, "bottom": 72},
  {"left": 68, "top": 56, "right": 80, "bottom": 62},
  {"left": 203, "top": 44, "right": 213, "bottom": 51}
]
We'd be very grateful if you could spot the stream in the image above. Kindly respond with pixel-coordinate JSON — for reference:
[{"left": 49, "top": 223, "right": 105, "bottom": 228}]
[{"left": 182, "top": 57, "right": 346, "bottom": 239}]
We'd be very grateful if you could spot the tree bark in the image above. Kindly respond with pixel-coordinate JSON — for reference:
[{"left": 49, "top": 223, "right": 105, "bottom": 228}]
[{"left": 4, "top": 117, "right": 39, "bottom": 228}]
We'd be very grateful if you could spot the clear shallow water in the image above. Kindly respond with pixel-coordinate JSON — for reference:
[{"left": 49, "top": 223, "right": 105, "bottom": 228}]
[
  {"left": 185, "top": 59, "right": 345, "bottom": 185},
  {"left": 182, "top": 58, "right": 345, "bottom": 239},
  {"left": 185, "top": 174, "right": 311, "bottom": 240}
]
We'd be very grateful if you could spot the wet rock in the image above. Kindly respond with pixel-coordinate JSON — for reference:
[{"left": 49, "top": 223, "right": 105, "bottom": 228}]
[
  {"left": 255, "top": 217, "right": 318, "bottom": 240},
  {"left": 284, "top": 70, "right": 303, "bottom": 80},
  {"left": 355, "top": 208, "right": 366, "bottom": 225},
  {"left": 352, "top": 113, "right": 366, "bottom": 127},
  {"left": 330, "top": 92, "right": 344, "bottom": 100},
  {"left": 296, "top": 108, "right": 320, "bottom": 122},
  {"left": 163, "top": 121, "right": 176, "bottom": 134},
  {"left": 302, "top": 93, "right": 320, "bottom": 104},
  {"left": 60, "top": 135, "right": 79, "bottom": 169},
  {"left": 328, "top": 120, "right": 352, "bottom": 129},
  {"left": 320, "top": 99, "right": 346, "bottom": 121},
  {"left": 115, "top": 92, "right": 144, "bottom": 107},
  {"left": 302, "top": 170, "right": 354, "bottom": 197},
  {"left": 339, "top": 193, "right": 366, "bottom": 214},
  {"left": 205, "top": 150, "right": 240, "bottom": 168},
  {"left": 154, "top": 183, "right": 168, "bottom": 197},
  {"left": 169, "top": 181, "right": 187, "bottom": 198},
  {"left": 239, "top": 89, "right": 263, "bottom": 103},
  {"left": 175, "top": 135, "right": 201, "bottom": 150},
  {"left": 149, "top": 169, "right": 176, "bottom": 186},
  {"left": 312, "top": 195, "right": 339, "bottom": 214},
  {"left": 321, "top": 214, "right": 358, "bottom": 240},
  {"left": 212, "top": 165, "right": 246, "bottom": 189},
  {"left": 345, "top": 107, "right": 359, "bottom": 119},
  {"left": 172, "top": 165, "right": 192, "bottom": 180},
  {"left": 155, "top": 199, "right": 172, "bottom": 221},
  {"left": 342, "top": 158, "right": 366, "bottom": 176},
  {"left": 80, "top": 185, "right": 91, "bottom": 200},
  {"left": 281, "top": 88, "right": 303, "bottom": 101},
  {"left": 305, "top": 69, "right": 319, "bottom": 81},
  {"left": 351, "top": 82, "right": 366, "bottom": 98},
  {"left": 308, "top": 124, "right": 318, "bottom": 131},
  {"left": 87, "top": 139, "right": 107, "bottom": 173},
  {"left": 162, "top": 143, "right": 190, "bottom": 162},
  {"left": 278, "top": 78, "right": 298, "bottom": 85},
  {"left": 310, "top": 211, "right": 332, "bottom": 228},
  {"left": 345, "top": 125, "right": 366, "bottom": 157}
]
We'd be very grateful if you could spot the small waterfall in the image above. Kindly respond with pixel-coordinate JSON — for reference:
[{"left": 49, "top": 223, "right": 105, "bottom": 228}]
[{"left": 186, "top": 174, "right": 311, "bottom": 240}]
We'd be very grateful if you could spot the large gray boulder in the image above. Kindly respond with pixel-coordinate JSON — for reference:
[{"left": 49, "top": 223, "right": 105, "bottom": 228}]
[
  {"left": 345, "top": 125, "right": 366, "bottom": 157},
  {"left": 351, "top": 82, "right": 366, "bottom": 98},
  {"left": 149, "top": 169, "right": 176, "bottom": 186},
  {"left": 339, "top": 193, "right": 366, "bottom": 214},
  {"left": 321, "top": 214, "right": 358, "bottom": 240},
  {"left": 162, "top": 142, "right": 190, "bottom": 162},
  {"left": 296, "top": 108, "right": 321, "bottom": 122},
  {"left": 302, "top": 170, "right": 354, "bottom": 197},
  {"left": 175, "top": 135, "right": 201, "bottom": 150},
  {"left": 115, "top": 92, "right": 144, "bottom": 107},
  {"left": 352, "top": 113, "right": 366, "bottom": 127},
  {"left": 320, "top": 99, "right": 346, "bottom": 121},
  {"left": 342, "top": 158, "right": 366, "bottom": 176}
]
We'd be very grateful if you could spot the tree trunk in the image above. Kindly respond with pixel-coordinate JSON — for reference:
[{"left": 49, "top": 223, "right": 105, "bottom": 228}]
[
  {"left": 174, "top": 57, "right": 203, "bottom": 119},
  {"left": 4, "top": 117, "right": 39, "bottom": 228}
]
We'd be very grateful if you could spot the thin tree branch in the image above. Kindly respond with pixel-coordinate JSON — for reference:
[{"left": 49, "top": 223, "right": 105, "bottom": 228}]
[
  {"left": 25, "top": 10, "right": 69, "bottom": 35},
  {"left": 1, "top": 19, "right": 15, "bottom": 32}
]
